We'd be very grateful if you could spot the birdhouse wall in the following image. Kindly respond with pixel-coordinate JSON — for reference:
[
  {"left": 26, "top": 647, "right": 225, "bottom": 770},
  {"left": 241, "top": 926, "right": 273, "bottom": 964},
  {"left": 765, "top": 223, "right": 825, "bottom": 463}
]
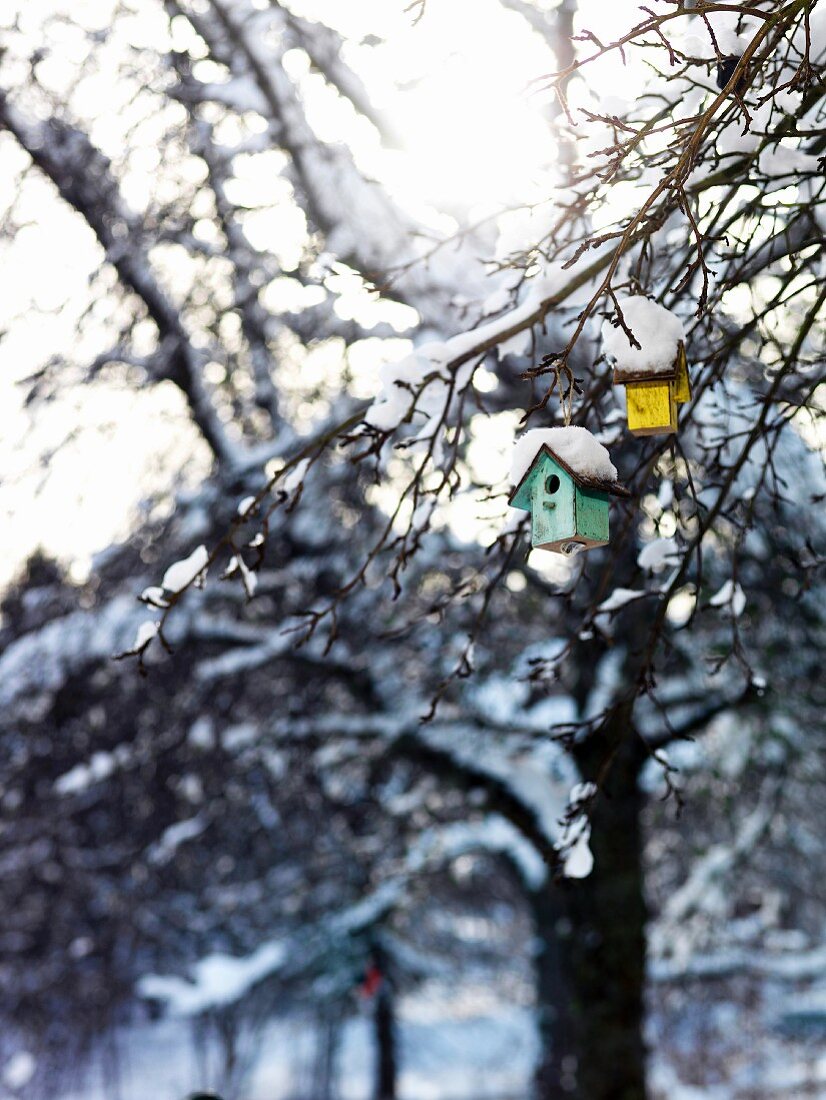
[
  {"left": 528, "top": 454, "right": 576, "bottom": 548},
  {"left": 674, "top": 344, "right": 691, "bottom": 404},
  {"left": 626, "top": 379, "right": 677, "bottom": 436},
  {"left": 574, "top": 486, "right": 610, "bottom": 544}
]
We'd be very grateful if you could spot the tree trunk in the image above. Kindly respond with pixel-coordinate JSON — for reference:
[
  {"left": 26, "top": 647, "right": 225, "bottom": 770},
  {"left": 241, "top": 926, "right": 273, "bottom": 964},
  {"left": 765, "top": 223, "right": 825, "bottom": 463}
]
[
  {"left": 531, "top": 711, "right": 648, "bottom": 1100},
  {"left": 311, "top": 1008, "right": 342, "bottom": 1100},
  {"left": 373, "top": 980, "right": 398, "bottom": 1100}
]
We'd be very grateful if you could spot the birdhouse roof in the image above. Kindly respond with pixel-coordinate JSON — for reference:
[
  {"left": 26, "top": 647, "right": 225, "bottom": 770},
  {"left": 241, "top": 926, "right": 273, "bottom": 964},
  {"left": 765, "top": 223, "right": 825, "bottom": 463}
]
[
  {"left": 613, "top": 342, "right": 686, "bottom": 385},
  {"left": 602, "top": 296, "right": 685, "bottom": 379},
  {"left": 509, "top": 443, "right": 631, "bottom": 507}
]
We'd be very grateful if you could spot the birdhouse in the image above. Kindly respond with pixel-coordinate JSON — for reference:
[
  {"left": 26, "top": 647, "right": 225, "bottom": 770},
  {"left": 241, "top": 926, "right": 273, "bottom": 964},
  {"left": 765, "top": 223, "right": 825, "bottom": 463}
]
[
  {"left": 613, "top": 340, "right": 690, "bottom": 436},
  {"left": 509, "top": 430, "right": 630, "bottom": 555},
  {"left": 603, "top": 296, "right": 690, "bottom": 437}
]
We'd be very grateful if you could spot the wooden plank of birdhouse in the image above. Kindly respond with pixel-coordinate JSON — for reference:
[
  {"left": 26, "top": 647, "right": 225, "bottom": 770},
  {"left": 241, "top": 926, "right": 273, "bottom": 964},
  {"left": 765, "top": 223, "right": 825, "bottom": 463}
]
[
  {"left": 574, "top": 486, "right": 610, "bottom": 545},
  {"left": 626, "top": 379, "right": 677, "bottom": 435},
  {"left": 674, "top": 343, "right": 690, "bottom": 404},
  {"left": 530, "top": 454, "right": 575, "bottom": 548}
]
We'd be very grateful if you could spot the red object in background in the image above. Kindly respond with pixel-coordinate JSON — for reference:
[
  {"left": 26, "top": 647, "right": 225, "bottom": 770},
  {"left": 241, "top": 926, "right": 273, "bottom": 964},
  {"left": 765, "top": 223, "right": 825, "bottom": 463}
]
[{"left": 359, "top": 963, "right": 383, "bottom": 998}]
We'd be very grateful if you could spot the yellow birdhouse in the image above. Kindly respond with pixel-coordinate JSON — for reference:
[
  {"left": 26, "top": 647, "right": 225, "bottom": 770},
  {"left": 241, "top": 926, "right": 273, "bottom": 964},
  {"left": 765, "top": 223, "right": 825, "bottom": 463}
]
[
  {"left": 603, "top": 296, "right": 691, "bottom": 437},
  {"left": 614, "top": 341, "right": 691, "bottom": 437}
]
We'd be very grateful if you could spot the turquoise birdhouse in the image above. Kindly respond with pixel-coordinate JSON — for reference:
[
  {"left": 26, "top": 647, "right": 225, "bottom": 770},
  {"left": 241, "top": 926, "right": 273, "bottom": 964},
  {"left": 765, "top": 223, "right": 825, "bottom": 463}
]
[{"left": 509, "top": 430, "right": 630, "bottom": 555}]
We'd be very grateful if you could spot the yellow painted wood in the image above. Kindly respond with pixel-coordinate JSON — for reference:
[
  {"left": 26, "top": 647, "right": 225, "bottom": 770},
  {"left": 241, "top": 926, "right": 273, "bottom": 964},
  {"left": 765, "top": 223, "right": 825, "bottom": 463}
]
[
  {"left": 674, "top": 343, "right": 691, "bottom": 404},
  {"left": 625, "top": 379, "right": 677, "bottom": 436}
]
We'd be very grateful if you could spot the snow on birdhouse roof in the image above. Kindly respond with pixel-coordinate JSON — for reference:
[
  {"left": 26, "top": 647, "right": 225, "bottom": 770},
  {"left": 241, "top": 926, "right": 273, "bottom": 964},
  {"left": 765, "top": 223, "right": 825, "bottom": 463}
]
[
  {"left": 509, "top": 427, "right": 629, "bottom": 500},
  {"left": 602, "top": 296, "right": 684, "bottom": 379}
]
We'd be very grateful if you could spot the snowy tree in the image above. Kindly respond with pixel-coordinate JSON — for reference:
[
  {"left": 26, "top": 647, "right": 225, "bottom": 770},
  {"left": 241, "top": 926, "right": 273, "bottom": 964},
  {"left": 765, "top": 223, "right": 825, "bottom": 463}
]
[{"left": 1, "top": 2, "right": 825, "bottom": 1099}]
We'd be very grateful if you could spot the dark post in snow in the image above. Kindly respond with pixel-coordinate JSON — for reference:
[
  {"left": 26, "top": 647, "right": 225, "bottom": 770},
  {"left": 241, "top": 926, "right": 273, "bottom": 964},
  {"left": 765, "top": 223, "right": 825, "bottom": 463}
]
[
  {"left": 374, "top": 980, "right": 398, "bottom": 1100},
  {"left": 366, "top": 943, "right": 397, "bottom": 1100}
]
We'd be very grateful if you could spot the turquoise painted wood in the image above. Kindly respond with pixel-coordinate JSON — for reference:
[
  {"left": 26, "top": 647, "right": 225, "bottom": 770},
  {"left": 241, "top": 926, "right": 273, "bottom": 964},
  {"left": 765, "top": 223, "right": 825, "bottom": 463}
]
[
  {"left": 511, "top": 449, "right": 612, "bottom": 553},
  {"left": 511, "top": 452, "right": 576, "bottom": 548},
  {"left": 530, "top": 453, "right": 575, "bottom": 547},
  {"left": 575, "top": 486, "right": 610, "bottom": 544}
]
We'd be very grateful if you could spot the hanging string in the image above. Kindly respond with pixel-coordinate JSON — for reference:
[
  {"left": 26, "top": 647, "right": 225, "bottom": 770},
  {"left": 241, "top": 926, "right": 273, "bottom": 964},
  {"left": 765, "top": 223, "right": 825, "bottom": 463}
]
[{"left": 538, "top": 354, "right": 580, "bottom": 427}]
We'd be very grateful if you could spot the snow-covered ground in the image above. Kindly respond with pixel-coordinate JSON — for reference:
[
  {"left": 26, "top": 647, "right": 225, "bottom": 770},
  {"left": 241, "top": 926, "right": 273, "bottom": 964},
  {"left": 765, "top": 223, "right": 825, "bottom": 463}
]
[
  {"left": 27, "top": 974, "right": 826, "bottom": 1100},
  {"left": 50, "top": 988, "right": 535, "bottom": 1100}
]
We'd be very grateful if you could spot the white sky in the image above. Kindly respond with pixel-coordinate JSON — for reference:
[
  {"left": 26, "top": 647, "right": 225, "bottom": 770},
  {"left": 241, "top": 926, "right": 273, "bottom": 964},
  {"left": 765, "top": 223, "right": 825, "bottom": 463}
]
[{"left": 0, "top": 0, "right": 638, "bottom": 591}]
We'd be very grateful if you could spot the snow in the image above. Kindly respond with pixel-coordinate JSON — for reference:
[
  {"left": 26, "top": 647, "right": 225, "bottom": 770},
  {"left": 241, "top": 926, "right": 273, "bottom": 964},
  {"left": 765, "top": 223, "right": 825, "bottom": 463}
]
[
  {"left": 365, "top": 267, "right": 573, "bottom": 435},
  {"left": 582, "top": 649, "right": 625, "bottom": 723},
  {"left": 49, "top": 994, "right": 536, "bottom": 1100},
  {"left": 495, "top": 204, "right": 548, "bottom": 263},
  {"left": 36, "top": 986, "right": 826, "bottom": 1100},
  {"left": 649, "top": 1063, "right": 728, "bottom": 1100},
  {"left": 710, "top": 579, "right": 746, "bottom": 617},
  {"left": 0, "top": 595, "right": 148, "bottom": 711},
  {"left": 758, "top": 145, "right": 821, "bottom": 180},
  {"left": 562, "top": 819, "right": 593, "bottom": 879},
  {"left": 238, "top": 556, "right": 258, "bottom": 596},
  {"left": 638, "top": 538, "right": 679, "bottom": 572},
  {"left": 6, "top": 12, "right": 826, "bottom": 1095},
  {"left": 481, "top": 287, "right": 513, "bottom": 315},
  {"left": 365, "top": 349, "right": 435, "bottom": 431},
  {"left": 410, "top": 816, "right": 547, "bottom": 890},
  {"left": 221, "top": 722, "right": 258, "bottom": 751},
  {"left": 161, "top": 545, "right": 208, "bottom": 594},
  {"left": 470, "top": 673, "right": 530, "bottom": 725},
  {"left": 439, "top": 267, "right": 568, "bottom": 362},
  {"left": 188, "top": 716, "right": 215, "bottom": 750},
  {"left": 195, "top": 632, "right": 293, "bottom": 682},
  {"left": 54, "top": 751, "right": 117, "bottom": 795},
  {"left": 568, "top": 781, "right": 597, "bottom": 804},
  {"left": 137, "top": 941, "right": 286, "bottom": 1016},
  {"left": 131, "top": 620, "right": 159, "bottom": 650},
  {"left": 597, "top": 587, "right": 645, "bottom": 614},
  {"left": 148, "top": 815, "right": 208, "bottom": 865},
  {"left": 282, "top": 456, "right": 310, "bottom": 493},
  {"left": 602, "top": 296, "right": 684, "bottom": 376},
  {"left": 405, "top": 720, "right": 588, "bottom": 879},
  {"left": 558, "top": 783, "right": 597, "bottom": 879},
  {"left": 657, "top": 793, "right": 775, "bottom": 948},
  {"left": 226, "top": 554, "right": 258, "bottom": 597},
  {"left": 2, "top": 1051, "right": 36, "bottom": 1091},
  {"left": 496, "top": 327, "right": 532, "bottom": 358},
  {"left": 198, "top": 76, "right": 268, "bottom": 115},
  {"left": 510, "top": 427, "right": 618, "bottom": 487},
  {"left": 139, "top": 585, "right": 168, "bottom": 607},
  {"left": 327, "top": 880, "right": 403, "bottom": 936},
  {"left": 236, "top": 494, "right": 256, "bottom": 517},
  {"left": 526, "top": 694, "right": 577, "bottom": 729}
]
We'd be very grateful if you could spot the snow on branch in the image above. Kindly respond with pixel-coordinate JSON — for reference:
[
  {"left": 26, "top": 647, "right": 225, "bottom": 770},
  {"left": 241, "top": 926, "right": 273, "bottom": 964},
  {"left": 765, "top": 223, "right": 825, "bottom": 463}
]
[
  {"left": 0, "top": 95, "right": 238, "bottom": 465},
  {"left": 137, "top": 880, "right": 402, "bottom": 1016},
  {"left": 138, "top": 942, "right": 287, "bottom": 1016},
  {"left": 0, "top": 597, "right": 151, "bottom": 712}
]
